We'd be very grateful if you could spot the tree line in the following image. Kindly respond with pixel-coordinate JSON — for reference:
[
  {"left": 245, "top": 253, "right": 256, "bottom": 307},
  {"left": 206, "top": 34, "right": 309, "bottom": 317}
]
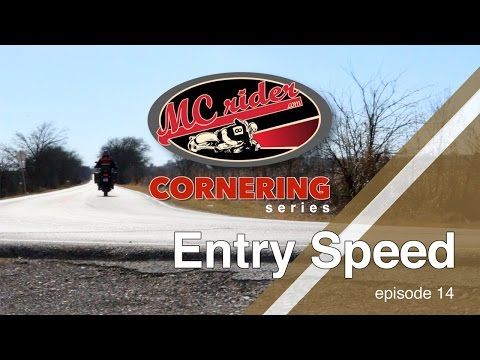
[
  {"left": 1, "top": 72, "right": 440, "bottom": 218},
  {"left": 0, "top": 123, "right": 90, "bottom": 198}
]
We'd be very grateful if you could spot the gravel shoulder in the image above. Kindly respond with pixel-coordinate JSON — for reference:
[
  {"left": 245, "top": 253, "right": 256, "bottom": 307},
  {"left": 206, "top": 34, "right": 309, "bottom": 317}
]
[{"left": 0, "top": 258, "right": 274, "bottom": 315}]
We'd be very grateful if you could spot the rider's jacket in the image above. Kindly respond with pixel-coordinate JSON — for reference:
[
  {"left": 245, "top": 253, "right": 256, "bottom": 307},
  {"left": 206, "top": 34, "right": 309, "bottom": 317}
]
[{"left": 95, "top": 155, "right": 118, "bottom": 172}]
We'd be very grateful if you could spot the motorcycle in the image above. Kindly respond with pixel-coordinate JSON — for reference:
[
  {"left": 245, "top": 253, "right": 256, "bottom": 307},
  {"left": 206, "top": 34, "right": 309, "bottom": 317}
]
[
  {"left": 187, "top": 132, "right": 260, "bottom": 154},
  {"left": 94, "top": 167, "right": 117, "bottom": 197}
]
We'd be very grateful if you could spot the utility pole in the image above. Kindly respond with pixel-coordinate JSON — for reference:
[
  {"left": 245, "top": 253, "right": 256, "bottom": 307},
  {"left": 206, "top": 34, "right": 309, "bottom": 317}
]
[{"left": 16, "top": 151, "right": 27, "bottom": 194}]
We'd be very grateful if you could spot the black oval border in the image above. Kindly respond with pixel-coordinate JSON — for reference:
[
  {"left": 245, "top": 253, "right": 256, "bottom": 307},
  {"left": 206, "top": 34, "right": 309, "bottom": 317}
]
[{"left": 147, "top": 72, "right": 332, "bottom": 167}]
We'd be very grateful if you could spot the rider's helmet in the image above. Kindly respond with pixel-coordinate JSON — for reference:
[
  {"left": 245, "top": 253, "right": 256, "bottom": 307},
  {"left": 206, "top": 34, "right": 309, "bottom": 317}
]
[{"left": 248, "top": 122, "right": 258, "bottom": 133}]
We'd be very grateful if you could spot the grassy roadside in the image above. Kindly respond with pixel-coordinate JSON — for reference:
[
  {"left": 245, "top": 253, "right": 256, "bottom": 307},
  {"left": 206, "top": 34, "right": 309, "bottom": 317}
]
[{"left": 121, "top": 184, "right": 333, "bottom": 222}]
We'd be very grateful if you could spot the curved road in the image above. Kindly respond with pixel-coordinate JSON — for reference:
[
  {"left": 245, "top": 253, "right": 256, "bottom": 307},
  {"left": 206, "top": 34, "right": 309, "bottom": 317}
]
[{"left": 0, "top": 182, "right": 326, "bottom": 249}]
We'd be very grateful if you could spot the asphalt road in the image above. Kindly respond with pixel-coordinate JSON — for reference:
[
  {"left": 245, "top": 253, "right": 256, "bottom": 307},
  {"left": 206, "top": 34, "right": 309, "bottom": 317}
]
[{"left": 0, "top": 182, "right": 327, "bottom": 249}]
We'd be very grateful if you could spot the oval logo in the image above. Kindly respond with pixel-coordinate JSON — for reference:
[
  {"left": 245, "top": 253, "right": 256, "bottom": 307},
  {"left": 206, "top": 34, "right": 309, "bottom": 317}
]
[{"left": 148, "top": 72, "right": 332, "bottom": 167}]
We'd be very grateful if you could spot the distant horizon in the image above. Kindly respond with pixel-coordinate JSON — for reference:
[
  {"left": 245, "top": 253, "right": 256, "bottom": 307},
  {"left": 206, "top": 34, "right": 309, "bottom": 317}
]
[{"left": 1, "top": 45, "right": 479, "bottom": 166}]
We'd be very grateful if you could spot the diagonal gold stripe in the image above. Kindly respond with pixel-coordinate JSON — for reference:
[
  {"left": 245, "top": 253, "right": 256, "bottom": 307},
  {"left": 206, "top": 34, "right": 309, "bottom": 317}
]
[{"left": 246, "top": 67, "right": 480, "bottom": 315}]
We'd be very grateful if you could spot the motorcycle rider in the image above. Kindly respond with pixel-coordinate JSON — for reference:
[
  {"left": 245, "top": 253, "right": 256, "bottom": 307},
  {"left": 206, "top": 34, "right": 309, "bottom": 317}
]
[
  {"left": 94, "top": 151, "right": 118, "bottom": 190},
  {"left": 214, "top": 119, "right": 260, "bottom": 153}
]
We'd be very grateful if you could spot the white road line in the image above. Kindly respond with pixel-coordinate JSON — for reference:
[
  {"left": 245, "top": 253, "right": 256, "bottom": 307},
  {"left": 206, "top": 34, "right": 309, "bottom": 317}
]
[
  {"left": 264, "top": 87, "right": 480, "bottom": 315},
  {"left": 0, "top": 183, "right": 89, "bottom": 204}
]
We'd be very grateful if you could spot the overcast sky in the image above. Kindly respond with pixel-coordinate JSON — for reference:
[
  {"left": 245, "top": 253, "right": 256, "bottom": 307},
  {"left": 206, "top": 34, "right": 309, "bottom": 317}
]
[{"left": 0, "top": 45, "right": 478, "bottom": 165}]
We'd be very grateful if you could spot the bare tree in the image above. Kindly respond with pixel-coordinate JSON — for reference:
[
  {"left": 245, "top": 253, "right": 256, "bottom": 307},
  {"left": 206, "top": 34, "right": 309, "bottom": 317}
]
[
  {"left": 100, "top": 137, "right": 151, "bottom": 184},
  {"left": 0, "top": 144, "right": 17, "bottom": 196},
  {"left": 324, "top": 72, "right": 429, "bottom": 200},
  {"left": 0, "top": 123, "right": 87, "bottom": 196},
  {"left": 0, "top": 147, "right": 7, "bottom": 196},
  {"left": 15, "top": 122, "right": 67, "bottom": 159}
]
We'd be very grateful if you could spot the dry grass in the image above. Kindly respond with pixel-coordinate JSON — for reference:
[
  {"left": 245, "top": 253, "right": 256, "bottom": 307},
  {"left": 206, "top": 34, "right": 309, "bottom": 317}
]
[
  {"left": 121, "top": 183, "right": 480, "bottom": 228},
  {"left": 121, "top": 184, "right": 332, "bottom": 222}
]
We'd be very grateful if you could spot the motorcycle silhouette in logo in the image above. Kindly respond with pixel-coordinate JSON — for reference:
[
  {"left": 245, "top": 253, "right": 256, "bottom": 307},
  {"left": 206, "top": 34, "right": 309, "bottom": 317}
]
[{"left": 187, "top": 119, "right": 261, "bottom": 154}]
